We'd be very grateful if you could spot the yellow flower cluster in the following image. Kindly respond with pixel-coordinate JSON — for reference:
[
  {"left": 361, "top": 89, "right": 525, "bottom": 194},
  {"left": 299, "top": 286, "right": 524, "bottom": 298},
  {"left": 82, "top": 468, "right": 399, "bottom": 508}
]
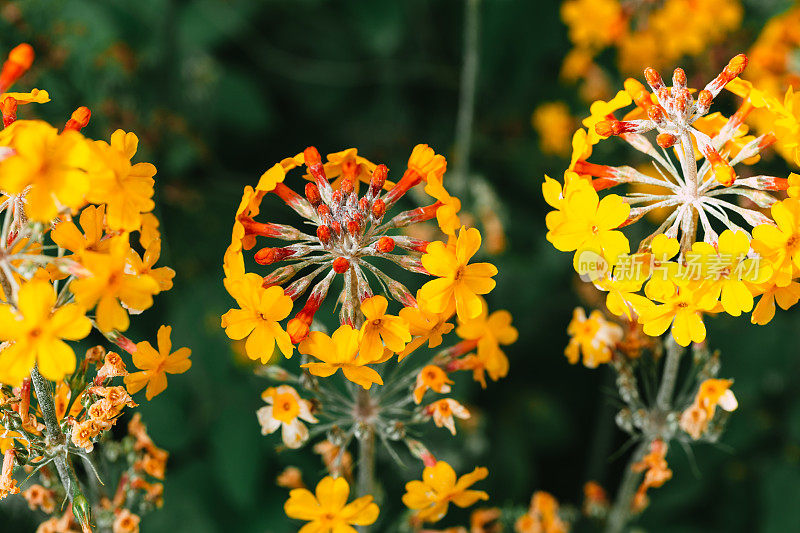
[
  {"left": 545, "top": 55, "right": 800, "bottom": 346},
  {"left": 222, "top": 145, "right": 506, "bottom": 528},
  {"left": 561, "top": 0, "right": 742, "bottom": 84}
]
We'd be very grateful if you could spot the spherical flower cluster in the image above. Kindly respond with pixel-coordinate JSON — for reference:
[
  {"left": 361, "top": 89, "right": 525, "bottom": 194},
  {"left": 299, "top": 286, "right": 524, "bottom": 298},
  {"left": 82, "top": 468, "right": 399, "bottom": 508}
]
[
  {"left": 222, "top": 144, "right": 508, "bottom": 527},
  {"left": 545, "top": 55, "right": 800, "bottom": 346}
]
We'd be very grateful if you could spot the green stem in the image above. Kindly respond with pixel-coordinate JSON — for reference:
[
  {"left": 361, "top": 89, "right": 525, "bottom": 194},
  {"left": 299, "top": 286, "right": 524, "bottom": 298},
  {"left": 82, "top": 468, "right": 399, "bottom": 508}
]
[
  {"left": 30, "top": 365, "right": 92, "bottom": 528},
  {"left": 655, "top": 337, "right": 684, "bottom": 412},
  {"left": 356, "top": 388, "right": 375, "bottom": 533},
  {"left": 604, "top": 441, "right": 647, "bottom": 533}
]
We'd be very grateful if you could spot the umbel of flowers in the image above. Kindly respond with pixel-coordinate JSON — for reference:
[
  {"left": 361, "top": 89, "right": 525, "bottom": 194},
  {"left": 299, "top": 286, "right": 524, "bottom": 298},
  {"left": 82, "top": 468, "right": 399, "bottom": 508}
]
[
  {"left": 0, "top": 44, "right": 190, "bottom": 532},
  {"left": 544, "top": 53, "right": 800, "bottom": 347},
  {"left": 222, "top": 144, "right": 516, "bottom": 529}
]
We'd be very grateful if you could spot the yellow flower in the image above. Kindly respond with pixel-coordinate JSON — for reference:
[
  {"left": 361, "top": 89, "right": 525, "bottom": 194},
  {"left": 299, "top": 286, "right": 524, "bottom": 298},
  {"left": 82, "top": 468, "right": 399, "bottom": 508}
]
[
  {"left": 359, "top": 295, "right": 411, "bottom": 361},
  {"left": 419, "top": 227, "right": 497, "bottom": 321},
  {"left": 564, "top": 307, "right": 622, "bottom": 368},
  {"left": 424, "top": 173, "right": 462, "bottom": 236},
  {"left": 398, "top": 300, "right": 455, "bottom": 360},
  {"left": 516, "top": 491, "right": 569, "bottom": 533},
  {"left": 0, "top": 279, "right": 91, "bottom": 384},
  {"left": 749, "top": 276, "right": 800, "bottom": 325},
  {"left": 70, "top": 236, "right": 160, "bottom": 332},
  {"left": 413, "top": 365, "right": 453, "bottom": 404},
  {"left": 284, "top": 476, "right": 379, "bottom": 533},
  {"left": 561, "top": 0, "right": 624, "bottom": 50},
  {"left": 751, "top": 197, "right": 800, "bottom": 287},
  {"left": 408, "top": 144, "right": 447, "bottom": 183},
  {"left": 689, "top": 230, "right": 770, "bottom": 316},
  {"left": 0, "top": 120, "right": 90, "bottom": 221},
  {"left": 124, "top": 325, "right": 192, "bottom": 400},
  {"left": 311, "top": 148, "right": 382, "bottom": 192},
  {"left": 221, "top": 273, "right": 293, "bottom": 362},
  {"left": 126, "top": 238, "right": 175, "bottom": 292},
  {"left": 426, "top": 398, "right": 470, "bottom": 435},
  {"left": 299, "top": 325, "right": 383, "bottom": 390},
  {"left": 402, "top": 461, "right": 489, "bottom": 523},
  {"left": 455, "top": 299, "right": 517, "bottom": 381},
  {"left": 546, "top": 185, "right": 630, "bottom": 272},
  {"left": 257, "top": 385, "right": 318, "bottom": 449},
  {"left": 639, "top": 281, "right": 718, "bottom": 346},
  {"left": 583, "top": 90, "right": 633, "bottom": 144},
  {"left": 51, "top": 204, "right": 111, "bottom": 259},
  {"left": 86, "top": 130, "right": 156, "bottom": 231},
  {"left": 680, "top": 378, "right": 738, "bottom": 439}
]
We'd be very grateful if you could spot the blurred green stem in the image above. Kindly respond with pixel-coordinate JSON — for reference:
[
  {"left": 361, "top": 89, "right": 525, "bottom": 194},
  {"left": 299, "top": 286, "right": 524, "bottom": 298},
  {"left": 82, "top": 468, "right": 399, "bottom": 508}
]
[
  {"left": 452, "top": 0, "right": 481, "bottom": 197},
  {"left": 605, "top": 338, "right": 683, "bottom": 533},
  {"left": 356, "top": 388, "right": 375, "bottom": 533}
]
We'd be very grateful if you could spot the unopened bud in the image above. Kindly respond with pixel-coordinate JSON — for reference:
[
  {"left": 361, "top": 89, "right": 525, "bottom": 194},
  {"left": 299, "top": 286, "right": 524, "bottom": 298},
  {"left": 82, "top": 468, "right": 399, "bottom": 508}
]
[
  {"left": 332, "top": 257, "right": 350, "bottom": 273},
  {"left": 303, "top": 146, "right": 322, "bottom": 167},
  {"left": 316, "top": 225, "right": 331, "bottom": 244},
  {"left": 657, "top": 133, "right": 677, "bottom": 148},
  {"left": 376, "top": 236, "right": 395, "bottom": 253},
  {"left": 370, "top": 164, "right": 388, "bottom": 195},
  {"left": 305, "top": 183, "right": 321, "bottom": 206},
  {"left": 371, "top": 199, "right": 386, "bottom": 219}
]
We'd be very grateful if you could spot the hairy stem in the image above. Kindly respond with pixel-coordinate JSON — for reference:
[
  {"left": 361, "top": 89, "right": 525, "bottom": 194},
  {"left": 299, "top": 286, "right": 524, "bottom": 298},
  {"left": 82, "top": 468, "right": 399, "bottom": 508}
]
[
  {"left": 30, "top": 365, "right": 91, "bottom": 527},
  {"left": 605, "top": 337, "right": 684, "bottom": 533},
  {"left": 356, "top": 387, "right": 376, "bottom": 533}
]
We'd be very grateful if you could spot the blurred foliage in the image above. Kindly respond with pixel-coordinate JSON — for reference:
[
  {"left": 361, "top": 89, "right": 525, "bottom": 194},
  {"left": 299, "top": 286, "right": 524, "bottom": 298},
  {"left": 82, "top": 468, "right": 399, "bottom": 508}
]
[{"left": 0, "top": 0, "right": 799, "bottom": 531}]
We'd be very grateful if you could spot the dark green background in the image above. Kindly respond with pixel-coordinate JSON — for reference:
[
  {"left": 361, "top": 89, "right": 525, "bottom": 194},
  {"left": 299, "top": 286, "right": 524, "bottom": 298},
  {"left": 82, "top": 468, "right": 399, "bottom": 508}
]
[{"left": 1, "top": 0, "right": 799, "bottom": 531}]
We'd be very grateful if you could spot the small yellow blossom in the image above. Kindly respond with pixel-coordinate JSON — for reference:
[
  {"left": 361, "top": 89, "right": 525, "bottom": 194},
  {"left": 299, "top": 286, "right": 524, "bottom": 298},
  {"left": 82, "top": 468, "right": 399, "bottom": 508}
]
[
  {"left": 639, "top": 281, "right": 719, "bottom": 347},
  {"left": 455, "top": 300, "right": 517, "bottom": 381},
  {"left": 424, "top": 173, "right": 462, "bottom": 236},
  {"left": 124, "top": 325, "right": 192, "bottom": 400},
  {"left": 70, "top": 236, "right": 160, "bottom": 332},
  {"left": 51, "top": 204, "right": 110, "bottom": 259},
  {"left": 413, "top": 365, "right": 453, "bottom": 404},
  {"left": 419, "top": 227, "right": 497, "bottom": 321},
  {"left": 515, "top": 491, "right": 569, "bottom": 533},
  {"left": 426, "top": 398, "right": 470, "bottom": 435},
  {"left": 87, "top": 130, "right": 156, "bottom": 231},
  {"left": 752, "top": 197, "right": 800, "bottom": 287},
  {"left": 564, "top": 307, "right": 623, "bottom": 368},
  {"left": 398, "top": 300, "right": 455, "bottom": 359},
  {"left": 299, "top": 325, "right": 383, "bottom": 390},
  {"left": 0, "top": 120, "right": 89, "bottom": 221},
  {"left": 0, "top": 279, "right": 91, "bottom": 384},
  {"left": 680, "top": 379, "right": 737, "bottom": 439},
  {"left": 221, "top": 273, "right": 293, "bottom": 362},
  {"left": 257, "top": 385, "right": 318, "bottom": 449},
  {"left": 126, "top": 238, "right": 175, "bottom": 292},
  {"left": 402, "top": 461, "right": 489, "bottom": 523},
  {"left": 359, "top": 295, "right": 411, "bottom": 360},
  {"left": 284, "top": 476, "right": 379, "bottom": 532}
]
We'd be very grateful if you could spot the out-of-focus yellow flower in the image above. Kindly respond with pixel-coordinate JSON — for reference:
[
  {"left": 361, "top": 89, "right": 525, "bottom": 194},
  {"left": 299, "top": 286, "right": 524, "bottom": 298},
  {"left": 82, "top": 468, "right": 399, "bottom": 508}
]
[
  {"left": 426, "top": 398, "right": 470, "bottom": 435},
  {"left": 221, "top": 273, "right": 293, "bottom": 362},
  {"left": 299, "top": 325, "right": 383, "bottom": 390},
  {"left": 419, "top": 227, "right": 497, "bottom": 321},
  {"left": 561, "top": 0, "right": 624, "bottom": 51},
  {"left": 0, "top": 279, "right": 91, "bottom": 384},
  {"left": 284, "top": 476, "right": 379, "bottom": 532},
  {"left": 70, "top": 237, "right": 159, "bottom": 332},
  {"left": 402, "top": 460, "right": 488, "bottom": 523},
  {"left": 0, "top": 120, "right": 89, "bottom": 221},
  {"left": 257, "top": 385, "right": 317, "bottom": 449},
  {"left": 413, "top": 365, "right": 453, "bottom": 404},
  {"left": 456, "top": 299, "right": 517, "bottom": 382},
  {"left": 564, "top": 307, "right": 622, "bottom": 368},
  {"left": 87, "top": 130, "right": 156, "bottom": 231},
  {"left": 680, "top": 378, "right": 738, "bottom": 439},
  {"left": 532, "top": 102, "right": 575, "bottom": 156},
  {"left": 515, "top": 491, "right": 569, "bottom": 533},
  {"left": 124, "top": 325, "right": 192, "bottom": 400}
]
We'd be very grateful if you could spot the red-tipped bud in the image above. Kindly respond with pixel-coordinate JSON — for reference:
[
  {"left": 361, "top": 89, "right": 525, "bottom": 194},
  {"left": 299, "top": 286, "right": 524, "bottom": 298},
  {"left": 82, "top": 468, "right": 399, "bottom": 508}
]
[
  {"left": 303, "top": 146, "right": 322, "bottom": 167},
  {"left": 644, "top": 67, "right": 664, "bottom": 92},
  {"left": 332, "top": 257, "right": 350, "bottom": 273},
  {"left": 346, "top": 218, "right": 360, "bottom": 235},
  {"left": 358, "top": 197, "right": 369, "bottom": 212},
  {"left": 316, "top": 225, "right": 331, "bottom": 244},
  {"left": 376, "top": 236, "right": 395, "bottom": 253},
  {"left": 647, "top": 104, "right": 667, "bottom": 125},
  {"left": 370, "top": 164, "right": 388, "bottom": 194},
  {"left": 254, "top": 247, "right": 294, "bottom": 265},
  {"left": 331, "top": 221, "right": 342, "bottom": 235},
  {"left": 305, "top": 183, "right": 321, "bottom": 206},
  {"left": 371, "top": 198, "right": 386, "bottom": 219},
  {"left": 331, "top": 189, "right": 343, "bottom": 206},
  {"left": 0, "top": 43, "right": 34, "bottom": 92},
  {"left": 724, "top": 54, "right": 748, "bottom": 79},
  {"left": 595, "top": 119, "right": 621, "bottom": 138},
  {"left": 64, "top": 106, "right": 91, "bottom": 131},
  {"left": 1, "top": 96, "right": 16, "bottom": 127},
  {"left": 317, "top": 204, "right": 331, "bottom": 218},
  {"left": 697, "top": 89, "right": 713, "bottom": 110},
  {"left": 758, "top": 132, "right": 778, "bottom": 150},
  {"left": 657, "top": 133, "right": 678, "bottom": 148},
  {"left": 341, "top": 177, "right": 354, "bottom": 196},
  {"left": 672, "top": 68, "right": 686, "bottom": 88}
]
